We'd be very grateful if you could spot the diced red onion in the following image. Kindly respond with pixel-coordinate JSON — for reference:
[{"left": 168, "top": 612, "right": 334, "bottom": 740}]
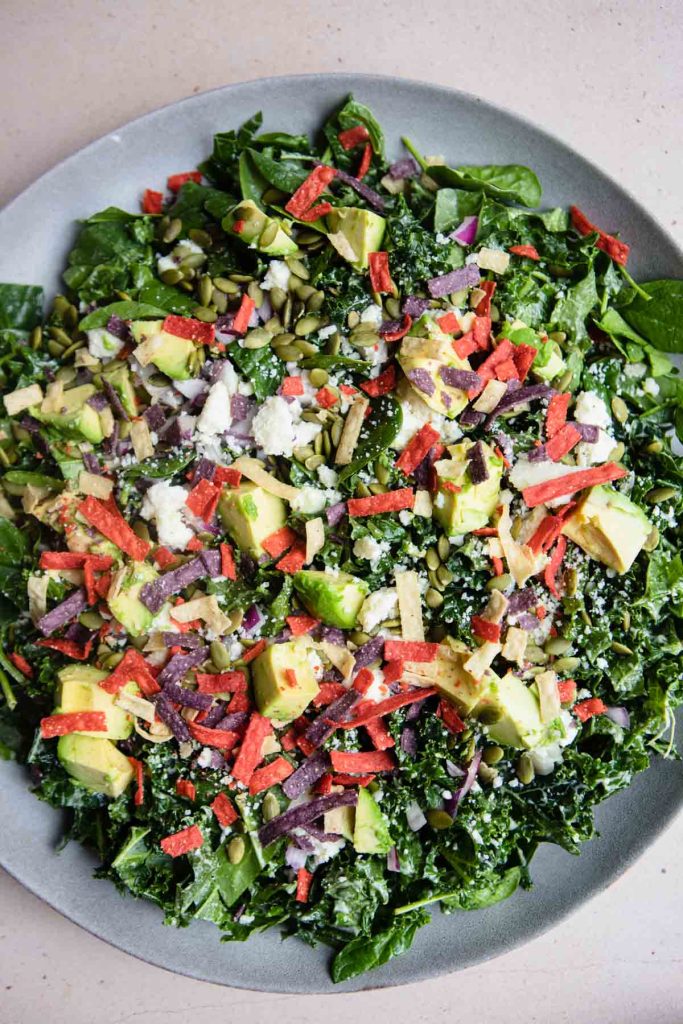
[
  {"left": 106, "top": 314, "right": 132, "bottom": 342},
  {"left": 386, "top": 846, "right": 401, "bottom": 872},
  {"left": 515, "top": 613, "right": 540, "bottom": 631},
  {"left": 450, "top": 215, "right": 478, "bottom": 246},
  {"left": 242, "top": 604, "right": 262, "bottom": 632},
  {"left": 143, "top": 403, "right": 166, "bottom": 430},
  {"left": 427, "top": 263, "right": 480, "bottom": 298},
  {"left": 606, "top": 706, "right": 631, "bottom": 729},
  {"left": 86, "top": 392, "right": 109, "bottom": 412},
  {"left": 285, "top": 844, "right": 309, "bottom": 871},
  {"left": 444, "top": 749, "right": 481, "bottom": 817},
  {"left": 406, "top": 800, "right": 427, "bottom": 831}
]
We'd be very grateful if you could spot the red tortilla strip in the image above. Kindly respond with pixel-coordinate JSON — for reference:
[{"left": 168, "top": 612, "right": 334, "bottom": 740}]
[
  {"left": 329, "top": 750, "right": 395, "bottom": 773},
  {"left": 262, "top": 526, "right": 298, "bottom": 559},
  {"left": 242, "top": 639, "right": 266, "bottom": 664},
  {"left": 570, "top": 206, "right": 630, "bottom": 265},
  {"left": 384, "top": 640, "right": 439, "bottom": 663},
  {"left": 438, "top": 699, "right": 465, "bottom": 734},
  {"left": 231, "top": 713, "right": 273, "bottom": 784},
  {"left": 509, "top": 244, "right": 540, "bottom": 260},
  {"left": 368, "top": 251, "right": 394, "bottom": 294},
  {"left": 142, "top": 189, "right": 163, "bottom": 214},
  {"left": 360, "top": 364, "right": 397, "bottom": 397},
  {"left": 220, "top": 542, "right": 237, "bottom": 580},
  {"left": 382, "top": 660, "right": 404, "bottom": 685},
  {"left": 472, "top": 315, "right": 492, "bottom": 350},
  {"left": 37, "top": 637, "right": 94, "bottom": 661},
  {"left": 353, "top": 667, "right": 375, "bottom": 694},
  {"left": 232, "top": 294, "right": 255, "bottom": 335},
  {"left": 574, "top": 697, "right": 607, "bottom": 722},
  {"left": 347, "top": 488, "right": 415, "bottom": 517},
  {"left": 475, "top": 282, "right": 497, "bottom": 317},
  {"left": 437, "top": 312, "right": 459, "bottom": 334},
  {"left": 527, "top": 514, "right": 564, "bottom": 555},
  {"left": 195, "top": 670, "right": 247, "bottom": 694},
  {"left": 211, "top": 792, "right": 238, "bottom": 828},
  {"left": 160, "top": 824, "right": 203, "bottom": 858},
  {"left": 522, "top": 463, "right": 627, "bottom": 507},
  {"left": 167, "top": 171, "right": 202, "bottom": 192},
  {"left": 471, "top": 616, "right": 502, "bottom": 643},
  {"left": 100, "top": 648, "right": 160, "bottom": 696},
  {"left": 175, "top": 778, "right": 196, "bottom": 801},
  {"left": 395, "top": 423, "right": 440, "bottom": 476},
  {"left": 162, "top": 315, "right": 214, "bottom": 345},
  {"left": 129, "top": 757, "right": 144, "bottom": 806},
  {"left": 39, "top": 552, "right": 114, "bottom": 571},
  {"left": 545, "top": 423, "right": 582, "bottom": 462},
  {"left": 545, "top": 392, "right": 570, "bottom": 437},
  {"left": 285, "top": 165, "right": 337, "bottom": 219},
  {"left": 186, "top": 478, "right": 221, "bottom": 521},
  {"left": 364, "top": 717, "right": 395, "bottom": 751},
  {"left": 296, "top": 867, "right": 314, "bottom": 903},
  {"left": 9, "top": 652, "right": 32, "bottom": 678},
  {"left": 512, "top": 343, "right": 538, "bottom": 382},
  {"left": 313, "top": 682, "right": 348, "bottom": 707},
  {"left": 154, "top": 546, "right": 177, "bottom": 569},
  {"left": 340, "top": 687, "right": 438, "bottom": 728},
  {"left": 453, "top": 332, "right": 478, "bottom": 359},
  {"left": 329, "top": 773, "right": 376, "bottom": 787},
  {"left": 495, "top": 358, "right": 519, "bottom": 382},
  {"left": 356, "top": 143, "right": 372, "bottom": 180},
  {"left": 286, "top": 614, "right": 319, "bottom": 637},
  {"left": 275, "top": 541, "right": 307, "bottom": 574},
  {"left": 79, "top": 496, "right": 150, "bottom": 561},
  {"left": 248, "top": 755, "right": 293, "bottom": 795},
  {"left": 40, "top": 711, "right": 107, "bottom": 739},
  {"left": 544, "top": 535, "right": 567, "bottom": 598},
  {"left": 338, "top": 124, "right": 370, "bottom": 150},
  {"left": 188, "top": 722, "right": 241, "bottom": 750},
  {"left": 381, "top": 313, "right": 412, "bottom": 343},
  {"left": 213, "top": 466, "right": 242, "bottom": 487}
]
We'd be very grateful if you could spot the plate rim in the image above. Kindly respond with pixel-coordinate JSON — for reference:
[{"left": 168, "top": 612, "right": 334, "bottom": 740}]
[{"left": 1, "top": 71, "right": 681, "bottom": 993}]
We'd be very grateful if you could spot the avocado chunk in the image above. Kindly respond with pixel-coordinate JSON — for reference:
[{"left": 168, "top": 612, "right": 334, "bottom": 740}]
[
  {"left": 219, "top": 482, "right": 286, "bottom": 557},
  {"left": 324, "top": 802, "right": 355, "bottom": 841},
  {"left": 130, "top": 319, "right": 194, "bottom": 380},
  {"left": 104, "top": 366, "right": 138, "bottom": 417},
  {"left": 562, "top": 484, "right": 651, "bottom": 574},
  {"left": 31, "top": 384, "right": 104, "bottom": 444},
  {"left": 433, "top": 440, "right": 503, "bottom": 536},
  {"left": 293, "top": 569, "right": 368, "bottom": 630},
  {"left": 57, "top": 734, "right": 134, "bottom": 797},
  {"left": 252, "top": 639, "right": 319, "bottom": 722},
  {"left": 223, "top": 200, "right": 298, "bottom": 256},
  {"left": 434, "top": 640, "right": 500, "bottom": 716},
  {"left": 353, "top": 787, "right": 392, "bottom": 854},
  {"left": 56, "top": 663, "right": 137, "bottom": 740},
  {"left": 325, "top": 207, "right": 386, "bottom": 271},
  {"left": 108, "top": 562, "right": 159, "bottom": 636},
  {"left": 480, "top": 672, "right": 546, "bottom": 749},
  {"left": 398, "top": 330, "right": 472, "bottom": 419}
]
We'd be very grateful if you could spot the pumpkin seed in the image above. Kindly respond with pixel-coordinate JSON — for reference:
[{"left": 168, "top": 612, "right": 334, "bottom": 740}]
[
  {"left": 261, "top": 316, "right": 281, "bottom": 335},
  {"left": 247, "top": 281, "right": 264, "bottom": 308},
  {"left": 645, "top": 486, "right": 677, "bottom": 504},
  {"left": 61, "top": 340, "right": 84, "bottom": 360},
  {"left": 300, "top": 410, "right": 321, "bottom": 424},
  {"left": 557, "top": 369, "right": 573, "bottom": 392},
  {"left": 565, "top": 567, "right": 578, "bottom": 597},
  {"left": 294, "top": 315, "right": 321, "bottom": 337},
  {"left": 486, "top": 573, "right": 512, "bottom": 592},
  {"left": 525, "top": 644, "right": 548, "bottom": 665},
  {"left": 384, "top": 297, "right": 401, "bottom": 320},
  {"left": 243, "top": 328, "right": 272, "bottom": 350},
  {"left": 313, "top": 432, "right": 324, "bottom": 456},
  {"left": 102, "top": 651, "right": 124, "bottom": 670},
  {"left": 262, "top": 187, "right": 286, "bottom": 206},
  {"left": 437, "top": 535, "right": 451, "bottom": 561},
  {"left": 355, "top": 482, "right": 372, "bottom": 498},
  {"left": 545, "top": 636, "right": 571, "bottom": 656},
  {"left": 160, "top": 267, "right": 183, "bottom": 286},
  {"left": 193, "top": 306, "right": 217, "bottom": 323},
  {"left": 189, "top": 227, "right": 212, "bottom": 248},
  {"left": 580, "top": 609, "right": 593, "bottom": 627},
  {"left": 553, "top": 656, "right": 581, "bottom": 674},
  {"left": 229, "top": 272, "right": 253, "bottom": 283},
  {"left": 294, "top": 339, "right": 318, "bottom": 357},
  {"left": 425, "top": 588, "right": 444, "bottom": 609},
  {"left": 307, "top": 290, "right": 325, "bottom": 312},
  {"left": 325, "top": 332, "right": 341, "bottom": 355},
  {"left": 214, "top": 276, "right": 240, "bottom": 295},
  {"left": 162, "top": 218, "right": 182, "bottom": 243},
  {"left": 212, "top": 290, "right": 228, "bottom": 314},
  {"left": 288, "top": 274, "right": 304, "bottom": 293},
  {"left": 197, "top": 274, "right": 213, "bottom": 308},
  {"left": 227, "top": 837, "right": 245, "bottom": 865},
  {"left": 322, "top": 431, "right": 332, "bottom": 457},
  {"left": 305, "top": 453, "right": 325, "bottom": 471},
  {"left": 287, "top": 257, "right": 310, "bottom": 280},
  {"left": 293, "top": 445, "right": 315, "bottom": 462},
  {"left": 482, "top": 745, "right": 504, "bottom": 766},
  {"left": 281, "top": 296, "right": 293, "bottom": 330},
  {"left": 295, "top": 284, "right": 316, "bottom": 303},
  {"left": 349, "top": 630, "right": 371, "bottom": 646},
  {"left": 375, "top": 461, "right": 390, "bottom": 486},
  {"left": 227, "top": 609, "right": 244, "bottom": 633},
  {"left": 274, "top": 344, "right": 301, "bottom": 362},
  {"left": 49, "top": 326, "right": 73, "bottom": 347},
  {"left": 330, "top": 419, "right": 344, "bottom": 448},
  {"left": 477, "top": 762, "right": 498, "bottom": 785},
  {"left": 516, "top": 754, "right": 535, "bottom": 785},
  {"left": 273, "top": 332, "right": 296, "bottom": 346},
  {"left": 309, "top": 368, "right": 329, "bottom": 388},
  {"left": 612, "top": 641, "right": 634, "bottom": 656},
  {"left": 347, "top": 310, "right": 360, "bottom": 328},
  {"left": 548, "top": 331, "right": 567, "bottom": 344},
  {"left": 608, "top": 441, "right": 625, "bottom": 462},
  {"left": 297, "top": 230, "right": 322, "bottom": 245},
  {"left": 426, "top": 809, "right": 453, "bottom": 830},
  {"left": 643, "top": 525, "right": 660, "bottom": 551},
  {"left": 426, "top": 547, "right": 441, "bottom": 571},
  {"left": 47, "top": 340, "right": 64, "bottom": 357},
  {"left": 510, "top": 515, "right": 524, "bottom": 541},
  {"left": 611, "top": 396, "right": 629, "bottom": 423},
  {"left": 29, "top": 326, "right": 42, "bottom": 350},
  {"left": 477, "top": 706, "right": 502, "bottom": 725},
  {"left": 210, "top": 640, "right": 231, "bottom": 670},
  {"left": 262, "top": 793, "right": 280, "bottom": 821},
  {"left": 369, "top": 482, "right": 388, "bottom": 496},
  {"left": 622, "top": 609, "right": 631, "bottom": 631},
  {"left": 179, "top": 252, "right": 206, "bottom": 270},
  {"left": 428, "top": 569, "right": 444, "bottom": 592},
  {"left": 645, "top": 439, "right": 664, "bottom": 454}
]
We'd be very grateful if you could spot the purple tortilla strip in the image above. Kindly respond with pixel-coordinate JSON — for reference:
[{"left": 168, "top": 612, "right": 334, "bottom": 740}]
[
  {"left": 162, "top": 681, "right": 213, "bottom": 711},
  {"left": 440, "top": 366, "right": 482, "bottom": 391},
  {"left": 157, "top": 647, "right": 207, "bottom": 688},
  {"left": 258, "top": 790, "right": 358, "bottom": 847},
  {"left": 402, "top": 296, "right": 431, "bottom": 319},
  {"left": 305, "top": 689, "right": 360, "bottom": 748},
  {"left": 467, "top": 440, "right": 490, "bottom": 483},
  {"left": 36, "top": 588, "right": 89, "bottom": 637},
  {"left": 427, "top": 263, "right": 480, "bottom": 298},
  {"left": 354, "top": 635, "right": 385, "bottom": 669},
  {"left": 154, "top": 694, "right": 191, "bottom": 742},
  {"left": 407, "top": 368, "right": 435, "bottom": 397},
  {"left": 282, "top": 750, "right": 330, "bottom": 799}
]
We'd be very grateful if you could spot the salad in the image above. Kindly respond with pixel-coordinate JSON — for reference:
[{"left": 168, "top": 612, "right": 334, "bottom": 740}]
[{"left": 0, "top": 95, "right": 682, "bottom": 984}]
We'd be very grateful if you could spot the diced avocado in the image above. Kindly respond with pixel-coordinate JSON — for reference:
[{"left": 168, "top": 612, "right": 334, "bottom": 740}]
[
  {"left": 324, "top": 803, "right": 355, "bottom": 841},
  {"left": 252, "top": 639, "right": 319, "bottom": 722},
  {"left": 353, "top": 787, "right": 392, "bottom": 854},
  {"left": 433, "top": 440, "right": 503, "bottom": 536},
  {"left": 31, "top": 384, "right": 104, "bottom": 444},
  {"left": 398, "top": 331, "right": 472, "bottom": 419},
  {"left": 293, "top": 569, "right": 369, "bottom": 630},
  {"left": 105, "top": 366, "right": 138, "bottom": 417},
  {"left": 56, "top": 663, "right": 137, "bottom": 740},
  {"left": 130, "top": 320, "right": 194, "bottom": 380},
  {"left": 57, "top": 734, "right": 134, "bottom": 797},
  {"left": 480, "top": 672, "right": 546, "bottom": 749},
  {"left": 219, "top": 482, "right": 286, "bottom": 557},
  {"left": 223, "top": 200, "right": 298, "bottom": 256},
  {"left": 108, "top": 562, "right": 159, "bottom": 636},
  {"left": 325, "top": 207, "right": 386, "bottom": 271},
  {"left": 434, "top": 640, "right": 500, "bottom": 716},
  {"left": 562, "top": 484, "right": 651, "bottom": 574}
]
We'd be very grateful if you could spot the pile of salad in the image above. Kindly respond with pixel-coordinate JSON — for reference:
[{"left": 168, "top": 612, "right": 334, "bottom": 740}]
[{"left": 0, "top": 96, "right": 681, "bottom": 983}]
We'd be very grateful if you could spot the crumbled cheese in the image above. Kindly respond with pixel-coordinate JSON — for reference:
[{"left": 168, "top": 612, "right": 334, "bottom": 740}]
[
  {"left": 358, "top": 587, "right": 399, "bottom": 632},
  {"left": 623, "top": 362, "right": 647, "bottom": 379},
  {"left": 642, "top": 377, "right": 660, "bottom": 397},
  {"left": 196, "top": 380, "right": 232, "bottom": 437},
  {"left": 252, "top": 396, "right": 320, "bottom": 457},
  {"left": 574, "top": 390, "right": 612, "bottom": 430},
  {"left": 141, "top": 480, "right": 193, "bottom": 549},
  {"left": 291, "top": 485, "right": 327, "bottom": 515},
  {"left": 317, "top": 465, "right": 339, "bottom": 488},
  {"left": 575, "top": 427, "right": 616, "bottom": 467},
  {"left": 260, "top": 260, "right": 291, "bottom": 292},
  {"left": 353, "top": 536, "right": 388, "bottom": 564},
  {"left": 87, "top": 328, "right": 124, "bottom": 360},
  {"left": 3, "top": 383, "right": 43, "bottom": 416},
  {"left": 363, "top": 669, "right": 390, "bottom": 703},
  {"left": 317, "top": 325, "right": 337, "bottom": 340},
  {"left": 156, "top": 254, "right": 177, "bottom": 275},
  {"left": 360, "top": 303, "right": 383, "bottom": 327}
]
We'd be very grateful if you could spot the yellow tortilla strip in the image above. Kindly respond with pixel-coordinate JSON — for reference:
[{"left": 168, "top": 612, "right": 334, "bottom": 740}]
[
  {"left": 171, "top": 594, "right": 232, "bottom": 634},
  {"left": 27, "top": 574, "right": 49, "bottom": 622},
  {"left": 320, "top": 641, "right": 355, "bottom": 681},
  {"left": 536, "top": 670, "right": 560, "bottom": 723},
  {"left": 473, "top": 379, "right": 507, "bottom": 414},
  {"left": 497, "top": 504, "right": 547, "bottom": 586},
  {"left": 395, "top": 569, "right": 424, "bottom": 642},
  {"left": 130, "top": 418, "right": 154, "bottom": 461},
  {"left": 413, "top": 489, "right": 433, "bottom": 517},
  {"left": 78, "top": 471, "right": 114, "bottom": 500},
  {"left": 40, "top": 381, "right": 64, "bottom": 416},
  {"left": 115, "top": 691, "right": 156, "bottom": 724},
  {"left": 463, "top": 641, "right": 501, "bottom": 680},
  {"left": 232, "top": 457, "right": 300, "bottom": 501},
  {"left": 305, "top": 517, "right": 325, "bottom": 564},
  {"left": 334, "top": 396, "right": 370, "bottom": 466},
  {"left": 3, "top": 383, "right": 43, "bottom": 416},
  {"left": 482, "top": 589, "right": 508, "bottom": 623},
  {"left": 501, "top": 625, "right": 528, "bottom": 666}
]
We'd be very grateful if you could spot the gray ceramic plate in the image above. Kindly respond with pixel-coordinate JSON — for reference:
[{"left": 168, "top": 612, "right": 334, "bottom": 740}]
[{"left": 0, "top": 74, "right": 681, "bottom": 994}]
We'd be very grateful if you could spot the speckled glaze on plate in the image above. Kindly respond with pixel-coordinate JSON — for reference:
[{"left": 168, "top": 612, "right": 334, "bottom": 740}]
[{"left": 0, "top": 73, "right": 681, "bottom": 993}]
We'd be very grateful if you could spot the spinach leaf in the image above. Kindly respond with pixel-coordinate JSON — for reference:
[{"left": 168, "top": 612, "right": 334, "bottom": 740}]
[
  {"left": 443, "top": 866, "right": 521, "bottom": 910},
  {"left": 331, "top": 910, "right": 429, "bottom": 983},
  {"left": 254, "top": 130, "right": 312, "bottom": 153},
  {"left": 245, "top": 149, "right": 309, "bottom": 195},
  {"left": 594, "top": 307, "right": 673, "bottom": 377},
  {"left": 239, "top": 151, "right": 269, "bottom": 206},
  {"left": 137, "top": 280, "right": 197, "bottom": 315},
  {"left": 550, "top": 267, "right": 598, "bottom": 339},
  {"left": 419, "top": 155, "right": 542, "bottom": 208},
  {"left": 229, "top": 344, "right": 284, "bottom": 400},
  {"left": 620, "top": 279, "right": 683, "bottom": 352},
  {"left": 0, "top": 517, "right": 29, "bottom": 610},
  {"left": 78, "top": 300, "right": 168, "bottom": 330},
  {"left": 337, "top": 395, "right": 402, "bottom": 482},
  {"left": 300, "top": 354, "right": 372, "bottom": 372},
  {"left": 200, "top": 113, "right": 264, "bottom": 190},
  {"left": 336, "top": 97, "right": 385, "bottom": 156},
  {"left": 63, "top": 215, "right": 155, "bottom": 303},
  {"left": 640, "top": 549, "right": 683, "bottom": 619},
  {"left": 433, "top": 188, "right": 481, "bottom": 234},
  {"left": 0, "top": 283, "right": 43, "bottom": 332},
  {"left": 166, "top": 181, "right": 235, "bottom": 230}
]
